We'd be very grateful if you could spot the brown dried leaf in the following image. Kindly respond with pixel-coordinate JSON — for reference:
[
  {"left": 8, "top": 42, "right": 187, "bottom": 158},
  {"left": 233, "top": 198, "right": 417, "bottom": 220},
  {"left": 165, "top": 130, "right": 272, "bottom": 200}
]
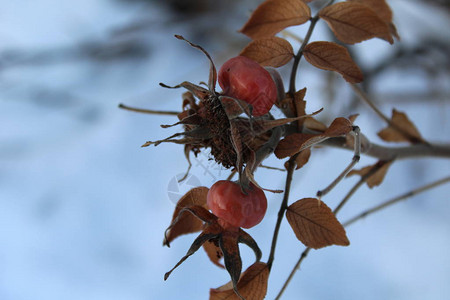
[
  {"left": 240, "top": 37, "right": 294, "bottom": 68},
  {"left": 286, "top": 198, "right": 350, "bottom": 249},
  {"left": 163, "top": 187, "right": 209, "bottom": 246},
  {"left": 304, "top": 41, "right": 363, "bottom": 83},
  {"left": 210, "top": 262, "right": 269, "bottom": 300},
  {"left": 295, "top": 148, "right": 311, "bottom": 169},
  {"left": 276, "top": 87, "right": 308, "bottom": 119},
  {"left": 284, "top": 148, "right": 311, "bottom": 170},
  {"left": 348, "top": 114, "right": 359, "bottom": 124},
  {"left": 347, "top": 160, "right": 392, "bottom": 188},
  {"left": 294, "top": 88, "right": 307, "bottom": 130},
  {"left": 377, "top": 109, "right": 425, "bottom": 144},
  {"left": 203, "top": 240, "right": 224, "bottom": 268},
  {"left": 349, "top": 0, "right": 399, "bottom": 40},
  {"left": 275, "top": 133, "right": 322, "bottom": 159},
  {"left": 240, "top": 0, "right": 311, "bottom": 40},
  {"left": 349, "top": 0, "right": 392, "bottom": 23},
  {"left": 324, "top": 117, "right": 353, "bottom": 137},
  {"left": 275, "top": 117, "right": 352, "bottom": 158},
  {"left": 319, "top": 2, "right": 393, "bottom": 44},
  {"left": 303, "top": 117, "right": 327, "bottom": 132}
]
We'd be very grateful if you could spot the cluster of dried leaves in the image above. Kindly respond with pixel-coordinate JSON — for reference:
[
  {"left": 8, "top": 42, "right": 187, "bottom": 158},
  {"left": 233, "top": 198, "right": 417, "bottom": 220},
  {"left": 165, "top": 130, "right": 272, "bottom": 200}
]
[
  {"left": 142, "top": 1, "right": 432, "bottom": 299},
  {"left": 240, "top": 0, "right": 398, "bottom": 84}
]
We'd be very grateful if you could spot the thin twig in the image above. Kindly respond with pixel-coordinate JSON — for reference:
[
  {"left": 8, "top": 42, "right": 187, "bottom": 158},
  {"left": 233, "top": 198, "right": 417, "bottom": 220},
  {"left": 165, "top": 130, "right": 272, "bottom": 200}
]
[
  {"left": 272, "top": 2, "right": 336, "bottom": 295},
  {"left": 317, "top": 126, "right": 361, "bottom": 198},
  {"left": 288, "top": 16, "right": 319, "bottom": 95},
  {"left": 118, "top": 103, "right": 179, "bottom": 115},
  {"left": 268, "top": 11, "right": 324, "bottom": 271},
  {"left": 343, "top": 175, "right": 450, "bottom": 227},
  {"left": 267, "top": 154, "right": 298, "bottom": 270}
]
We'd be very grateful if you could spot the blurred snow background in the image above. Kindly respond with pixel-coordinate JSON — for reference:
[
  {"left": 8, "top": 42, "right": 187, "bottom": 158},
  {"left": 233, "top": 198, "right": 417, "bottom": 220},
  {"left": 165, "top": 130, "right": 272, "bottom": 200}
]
[{"left": 0, "top": 0, "right": 449, "bottom": 299}]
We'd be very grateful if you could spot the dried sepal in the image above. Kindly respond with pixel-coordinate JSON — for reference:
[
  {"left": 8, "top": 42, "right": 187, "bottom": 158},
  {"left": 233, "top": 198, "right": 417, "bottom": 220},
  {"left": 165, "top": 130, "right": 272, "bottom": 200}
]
[
  {"left": 275, "top": 117, "right": 353, "bottom": 158},
  {"left": 286, "top": 198, "right": 350, "bottom": 249},
  {"left": 347, "top": 160, "right": 393, "bottom": 188},
  {"left": 240, "top": 37, "right": 294, "bottom": 68},
  {"left": 174, "top": 35, "right": 217, "bottom": 92},
  {"left": 377, "top": 109, "right": 426, "bottom": 144},
  {"left": 163, "top": 187, "right": 210, "bottom": 246},
  {"left": 203, "top": 240, "right": 225, "bottom": 268},
  {"left": 220, "top": 231, "right": 243, "bottom": 296},
  {"left": 164, "top": 214, "right": 221, "bottom": 280},
  {"left": 159, "top": 81, "right": 210, "bottom": 101},
  {"left": 239, "top": 0, "right": 311, "bottom": 40},
  {"left": 210, "top": 262, "right": 269, "bottom": 300},
  {"left": 319, "top": 2, "right": 393, "bottom": 44},
  {"left": 303, "top": 41, "right": 363, "bottom": 83}
]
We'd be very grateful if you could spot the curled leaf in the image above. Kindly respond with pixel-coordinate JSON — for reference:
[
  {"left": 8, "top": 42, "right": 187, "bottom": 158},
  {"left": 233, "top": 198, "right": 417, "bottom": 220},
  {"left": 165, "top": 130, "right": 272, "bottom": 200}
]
[
  {"left": 347, "top": 160, "right": 392, "bottom": 188},
  {"left": 319, "top": 2, "right": 393, "bottom": 44},
  {"left": 324, "top": 117, "right": 353, "bottom": 136},
  {"left": 239, "top": 0, "right": 311, "bottom": 40},
  {"left": 163, "top": 187, "right": 209, "bottom": 246},
  {"left": 240, "top": 37, "right": 294, "bottom": 68},
  {"left": 275, "top": 133, "right": 318, "bottom": 159},
  {"left": 283, "top": 148, "right": 311, "bottom": 170},
  {"left": 210, "top": 262, "right": 269, "bottom": 300},
  {"left": 377, "top": 109, "right": 425, "bottom": 144},
  {"left": 275, "top": 117, "right": 353, "bottom": 158},
  {"left": 303, "top": 117, "right": 327, "bottom": 132},
  {"left": 286, "top": 198, "right": 350, "bottom": 249},
  {"left": 304, "top": 41, "right": 363, "bottom": 83}
]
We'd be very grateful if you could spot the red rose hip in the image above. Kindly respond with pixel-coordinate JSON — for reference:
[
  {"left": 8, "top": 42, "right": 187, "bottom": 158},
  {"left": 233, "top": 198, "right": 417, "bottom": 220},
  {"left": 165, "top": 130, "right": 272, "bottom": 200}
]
[
  {"left": 207, "top": 180, "right": 267, "bottom": 229},
  {"left": 218, "top": 56, "right": 277, "bottom": 117}
]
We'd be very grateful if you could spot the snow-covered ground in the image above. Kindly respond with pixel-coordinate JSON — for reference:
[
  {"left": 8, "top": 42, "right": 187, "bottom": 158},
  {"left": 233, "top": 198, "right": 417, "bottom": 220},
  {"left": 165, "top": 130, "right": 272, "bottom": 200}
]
[{"left": 1, "top": 1, "right": 449, "bottom": 299}]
